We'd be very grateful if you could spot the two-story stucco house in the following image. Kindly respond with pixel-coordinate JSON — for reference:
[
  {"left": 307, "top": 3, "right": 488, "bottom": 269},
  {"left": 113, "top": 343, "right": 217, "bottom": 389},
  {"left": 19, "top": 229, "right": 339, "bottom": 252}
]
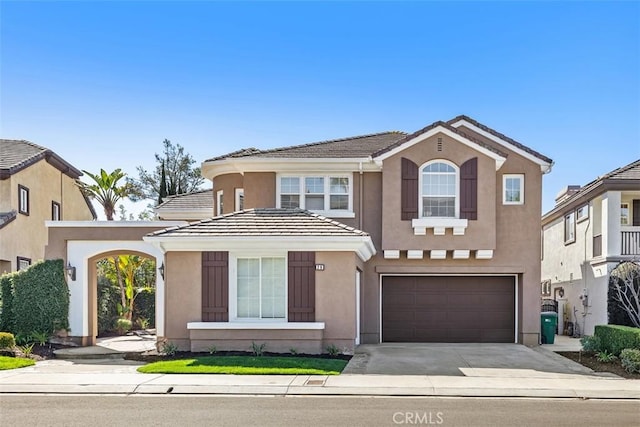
[
  {"left": 541, "top": 159, "right": 640, "bottom": 337},
  {"left": 143, "top": 115, "right": 553, "bottom": 353},
  {"left": 0, "top": 139, "right": 96, "bottom": 274}
]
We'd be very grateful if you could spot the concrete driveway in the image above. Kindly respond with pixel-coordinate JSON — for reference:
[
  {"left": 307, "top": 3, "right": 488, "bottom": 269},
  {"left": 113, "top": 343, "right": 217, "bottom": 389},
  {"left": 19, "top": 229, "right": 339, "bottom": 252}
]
[{"left": 344, "top": 343, "right": 596, "bottom": 377}]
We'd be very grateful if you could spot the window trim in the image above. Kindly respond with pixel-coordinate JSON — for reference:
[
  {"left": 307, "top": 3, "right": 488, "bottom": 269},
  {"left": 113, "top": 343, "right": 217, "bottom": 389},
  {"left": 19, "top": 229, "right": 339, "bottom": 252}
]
[
  {"left": 502, "top": 174, "right": 525, "bottom": 205},
  {"left": 216, "top": 190, "right": 224, "bottom": 216},
  {"left": 576, "top": 204, "right": 589, "bottom": 223},
  {"left": 235, "top": 188, "right": 244, "bottom": 211},
  {"left": 229, "top": 252, "right": 288, "bottom": 322},
  {"left": 418, "top": 159, "right": 460, "bottom": 219},
  {"left": 276, "top": 173, "right": 354, "bottom": 218},
  {"left": 17, "top": 256, "right": 31, "bottom": 271},
  {"left": 18, "top": 185, "right": 29, "bottom": 215},
  {"left": 621, "top": 202, "right": 630, "bottom": 225},
  {"left": 52, "top": 201, "right": 61, "bottom": 221},
  {"left": 564, "top": 211, "right": 576, "bottom": 245}
]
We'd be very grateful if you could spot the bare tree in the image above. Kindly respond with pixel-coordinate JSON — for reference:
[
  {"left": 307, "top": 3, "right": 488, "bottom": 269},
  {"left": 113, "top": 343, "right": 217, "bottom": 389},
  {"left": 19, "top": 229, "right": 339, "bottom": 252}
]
[{"left": 610, "top": 261, "right": 640, "bottom": 328}]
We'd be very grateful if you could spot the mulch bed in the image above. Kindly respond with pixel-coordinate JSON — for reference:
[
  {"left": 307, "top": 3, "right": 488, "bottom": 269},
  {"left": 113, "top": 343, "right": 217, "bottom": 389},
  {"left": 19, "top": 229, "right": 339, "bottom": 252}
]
[
  {"left": 557, "top": 351, "right": 640, "bottom": 379},
  {"left": 125, "top": 350, "right": 351, "bottom": 363}
]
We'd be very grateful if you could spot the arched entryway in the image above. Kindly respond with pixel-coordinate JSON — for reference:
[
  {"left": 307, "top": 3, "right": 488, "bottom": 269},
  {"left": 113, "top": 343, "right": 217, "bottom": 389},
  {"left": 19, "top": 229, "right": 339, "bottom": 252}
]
[{"left": 45, "top": 221, "right": 186, "bottom": 346}]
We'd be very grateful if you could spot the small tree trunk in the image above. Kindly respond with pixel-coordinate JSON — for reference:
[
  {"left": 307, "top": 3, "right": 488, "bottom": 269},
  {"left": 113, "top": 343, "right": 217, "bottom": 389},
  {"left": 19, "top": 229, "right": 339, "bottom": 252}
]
[{"left": 113, "top": 256, "right": 126, "bottom": 316}]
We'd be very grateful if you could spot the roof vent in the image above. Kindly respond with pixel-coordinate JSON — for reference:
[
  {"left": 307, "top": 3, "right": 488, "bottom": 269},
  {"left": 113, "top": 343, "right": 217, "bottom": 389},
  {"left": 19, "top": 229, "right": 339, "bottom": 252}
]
[
  {"left": 437, "top": 138, "right": 443, "bottom": 152},
  {"left": 555, "top": 185, "right": 581, "bottom": 205}
]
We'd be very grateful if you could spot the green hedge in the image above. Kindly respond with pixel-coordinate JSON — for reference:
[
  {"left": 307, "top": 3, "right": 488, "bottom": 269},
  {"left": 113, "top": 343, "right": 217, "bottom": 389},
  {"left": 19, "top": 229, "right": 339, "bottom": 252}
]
[
  {"left": 1, "top": 260, "right": 70, "bottom": 336},
  {"left": 594, "top": 325, "right": 640, "bottom": 356},
  {"left": 0, "top": 274, "right": 16, "bottom": 332}
]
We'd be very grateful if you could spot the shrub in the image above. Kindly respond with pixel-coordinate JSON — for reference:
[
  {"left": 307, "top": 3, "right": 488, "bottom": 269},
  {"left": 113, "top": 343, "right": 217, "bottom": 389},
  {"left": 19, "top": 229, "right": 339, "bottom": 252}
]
[
  {"left": 580, "top": 335, "right": 602, "bottom": 353},
  {"left": 594, "top": 325, "right": 640, "bottom": 356},
  {"left": 595, "top": 350, "right": 617, "bottom": 363},
  {"left": 251, "top": 341, "right": 266, "bottom": 357},
  {"left": 0, "top": 274, "right": 16, "bottom": 333},
  {"left": 620, "top": 348, "right": 640, "bottom": 374},
  {"left": 162, "top": 341, "right": 178, "bottom": 356},
  {"left": 207, "top": 345, "right": 217, "bottom": 355},
  {"left": 12, "top": 260, "right": 69, "bottom": 336},
  {"left": 115, "top": 318, "right": 132, "bottom": 335},
  {"left": 133, "top": 288, "right": 155, "bottom": 327},
  {"left": 30, "top": 331, "right": 49, "bottom": 346},
  {"left": 97, "top": 276, "right": 119, "bottom": 333},
  {"left": 0, "top": 332, "right": 15, "bottom": 349},
  {"left": 325, "top": 344, "right": 340, "bottom": 356}
]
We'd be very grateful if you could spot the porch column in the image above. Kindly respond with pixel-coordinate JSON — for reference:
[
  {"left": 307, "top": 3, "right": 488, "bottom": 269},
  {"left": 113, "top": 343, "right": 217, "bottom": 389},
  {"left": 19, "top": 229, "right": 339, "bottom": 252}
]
[{"left": 601, "top": 191, "right": 622, "bottom": 257}]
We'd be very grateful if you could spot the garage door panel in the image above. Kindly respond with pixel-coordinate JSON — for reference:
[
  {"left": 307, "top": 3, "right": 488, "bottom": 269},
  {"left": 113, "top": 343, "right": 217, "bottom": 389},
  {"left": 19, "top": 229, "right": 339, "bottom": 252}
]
[{"left": 383, "top": 276, "right": 515, "bottom": 343}]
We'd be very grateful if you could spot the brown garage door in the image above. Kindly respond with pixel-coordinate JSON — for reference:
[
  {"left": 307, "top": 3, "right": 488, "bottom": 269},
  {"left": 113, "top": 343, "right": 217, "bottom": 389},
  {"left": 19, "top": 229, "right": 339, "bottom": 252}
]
[{"left": 382, "top": 276, "right": 515, "bottom": 343}]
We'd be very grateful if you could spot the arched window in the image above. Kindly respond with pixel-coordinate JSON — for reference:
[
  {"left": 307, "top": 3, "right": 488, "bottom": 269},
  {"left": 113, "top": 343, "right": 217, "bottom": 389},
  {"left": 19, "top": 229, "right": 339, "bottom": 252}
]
[{"left": 420, "top": 160, "right": 459, "bottom": 218}]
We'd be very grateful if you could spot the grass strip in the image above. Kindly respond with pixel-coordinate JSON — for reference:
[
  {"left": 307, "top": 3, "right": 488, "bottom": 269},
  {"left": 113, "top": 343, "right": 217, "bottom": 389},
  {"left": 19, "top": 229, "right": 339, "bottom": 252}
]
[
  {"left": 137, "top": 355, "right": 347, "bottom": 375},
  {"left": 0, "top": 356, "right": 36, "bottom": 370}
]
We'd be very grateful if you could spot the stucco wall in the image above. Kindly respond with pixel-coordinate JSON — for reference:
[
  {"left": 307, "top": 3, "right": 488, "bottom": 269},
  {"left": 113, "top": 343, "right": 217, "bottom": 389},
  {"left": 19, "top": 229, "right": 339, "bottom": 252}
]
[
  {"left": 243, "top": 172, "right": 276, "bottom": 209},
  {"left": 212, "top": 173, "right": 244, "bottom": 214},
  {"left": 0, "top": 159, "right": 94, "bottom": 272}
]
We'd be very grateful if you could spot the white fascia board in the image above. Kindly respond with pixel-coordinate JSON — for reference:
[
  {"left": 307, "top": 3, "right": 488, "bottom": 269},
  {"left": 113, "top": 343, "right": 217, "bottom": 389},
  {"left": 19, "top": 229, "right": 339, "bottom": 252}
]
[
  {"left": 154, "top": 208, "right": 213, "bottom": 221},
  {"left": 143, "top": 235, "right": 377, "bottom": 262},
  {"left": 202, "top": 157, "right": 380, "bottom": 180},
  {"left": 45, "top": 220, "right": 188, "bottom": 228},
  {"left": 449, "top": 119, "right": 553, "bottom": 173},
  {"left": 373, "top": 126, "right": 506, "bottom": 170}
]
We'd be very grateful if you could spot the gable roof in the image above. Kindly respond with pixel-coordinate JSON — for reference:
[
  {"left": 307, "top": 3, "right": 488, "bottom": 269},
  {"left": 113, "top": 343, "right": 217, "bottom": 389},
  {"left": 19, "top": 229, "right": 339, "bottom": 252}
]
[
  {"left": 370, "top": 120, "right": 509, "bottom": 159},
  {"left": 0, "top": 139, "right": 83, "bottom": 179},
  {"left": 447, "top": 115, "right": 554, "bottom": 165},
  {"left": 542, "top": 158, "right": 640, "bottom": 222},
  {"left": 206, "top": 132, "right": 407, "bottom": 162}
]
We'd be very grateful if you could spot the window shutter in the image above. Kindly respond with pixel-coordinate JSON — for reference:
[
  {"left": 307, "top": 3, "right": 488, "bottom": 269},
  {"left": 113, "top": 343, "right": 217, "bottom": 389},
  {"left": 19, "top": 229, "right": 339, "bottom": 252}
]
[
  {"left": 401, "top": 158, "right": 419, "bottom": 220},
  {"left": 633, "top": 200, "right": 640, "bottom": 226},
  {"left": 202, "top": 251, "right": 229, "bottom": 322},
  {"left": 460, "top": 157, "right": 478, "bottom": 220},
  {"left": 288, "top": 251, "right": 315, "bottom": 322}
]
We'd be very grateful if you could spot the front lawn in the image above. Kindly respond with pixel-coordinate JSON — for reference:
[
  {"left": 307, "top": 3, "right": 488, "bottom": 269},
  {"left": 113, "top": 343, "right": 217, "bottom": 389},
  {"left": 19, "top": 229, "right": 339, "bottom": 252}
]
[
  {"left": 137, "top": 355, "right": 347, "bottom": 375},
  {"left": 0, "top": 356, "right": 36, "bottom": 370}
]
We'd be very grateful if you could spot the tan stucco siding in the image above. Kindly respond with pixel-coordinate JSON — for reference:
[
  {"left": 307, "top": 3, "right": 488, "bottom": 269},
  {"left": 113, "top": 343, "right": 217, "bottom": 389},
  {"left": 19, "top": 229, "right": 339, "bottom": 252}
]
[
  {"left": 380, "top": 132, "right": 497, "bottom": 251},
  {"left": 315, "top": 252, "right": 358, "bottom": 350},
  {"left": 163, "top": 252, "right": 202, "bottom": 347},
  {"left": 243, "top": 172, "right": 276, "bottom": 209},
  {"left": 212, "top": 173, "right": 244, "bottom": 214},
  {"left": 1, "top": 160, "right": 93, "bottom": 272}
]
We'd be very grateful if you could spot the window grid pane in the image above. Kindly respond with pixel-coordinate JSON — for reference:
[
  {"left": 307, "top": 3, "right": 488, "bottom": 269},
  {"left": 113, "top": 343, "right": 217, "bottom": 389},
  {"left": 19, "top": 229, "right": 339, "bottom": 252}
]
[
  {"left": 422, "top": 162, "right": 456, "bottom": 218},
  {"left": 237, "top": 259, "right": 260, "bottom": 318}
]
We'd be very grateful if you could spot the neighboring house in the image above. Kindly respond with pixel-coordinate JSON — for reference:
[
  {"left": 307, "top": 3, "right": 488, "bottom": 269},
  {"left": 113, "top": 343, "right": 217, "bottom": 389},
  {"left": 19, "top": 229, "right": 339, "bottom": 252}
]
[
  {"left": 0, "top": 139, "right": 96, "bottom": 274},
  {"left": 156, "top": 189, "right": 214, "bottom": 220},
  {"left": 143, "top": 115, "right": 553, "bottom": 353},
  {"left": 541, "top": 159, "right": 640, "bottom": 337}
]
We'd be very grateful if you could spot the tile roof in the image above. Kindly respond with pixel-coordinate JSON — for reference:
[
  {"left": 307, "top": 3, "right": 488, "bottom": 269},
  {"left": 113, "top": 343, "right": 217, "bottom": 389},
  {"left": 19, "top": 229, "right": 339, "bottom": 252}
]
[
  {"left": 447, "top": 115, "right": 553, "bottom": 164},
  {"left": 147, "top": 208, "right": 370, "bottom": 238},
  {"left": 0, "top": 210, "right": 17, "bottom": 230},
  {"left": 0, "top": 139, "right": 82, "bottom": 179},
  {"left": 543, "top": 158, "right": 640, "bottom": 219},
  {"left": 206, "top": 132, "right": 407, "bottom": 161},
  {"left": 370, "top": 120, "right": 509, "bottom": 158},
  {"left": 156, "top": 189, "right": 213, "bottom": 210}
]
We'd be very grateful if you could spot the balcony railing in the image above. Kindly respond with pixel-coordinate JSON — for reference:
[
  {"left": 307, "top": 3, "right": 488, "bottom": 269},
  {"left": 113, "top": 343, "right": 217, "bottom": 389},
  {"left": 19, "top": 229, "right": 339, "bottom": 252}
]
[
  {"left": 622, "top": 231, "right": 640, "bottom": 255},
  {"left": 593, "top": 234, "right": 602, "bottom": 257}
]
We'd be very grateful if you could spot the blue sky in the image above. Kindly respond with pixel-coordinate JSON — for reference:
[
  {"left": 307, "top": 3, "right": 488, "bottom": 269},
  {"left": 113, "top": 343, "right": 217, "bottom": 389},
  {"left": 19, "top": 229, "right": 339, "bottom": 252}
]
[{"left": 1, "top": 1, "right": 639, "bottom": 217}]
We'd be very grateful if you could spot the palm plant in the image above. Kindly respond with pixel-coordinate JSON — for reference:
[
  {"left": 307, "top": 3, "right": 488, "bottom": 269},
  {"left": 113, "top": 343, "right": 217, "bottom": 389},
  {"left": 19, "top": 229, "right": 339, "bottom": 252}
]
[{"left": 78, "top": 168, "right": 130, "bottom": 220}]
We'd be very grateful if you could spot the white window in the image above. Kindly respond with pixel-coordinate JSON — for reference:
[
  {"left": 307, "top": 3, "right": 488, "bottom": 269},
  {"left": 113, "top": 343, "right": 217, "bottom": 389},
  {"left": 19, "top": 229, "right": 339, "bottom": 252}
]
[
  {"left": 621, "top": 203, "right": 629, "bottom": 225},
  {"left": 17, "top": 257, "right": 31, "bottom": 271},
  {"left": 420, "top": 161, "right": 458, "bottom": 218},
  {"left": 564, "top": 211, "right": 576, "bottom": 244},
  {"left": 235, "top": 188, "right": 244, "bottom": 211},
  {"left": 52, "top": 201, "right": 61, "bottom": 221},
  {"left": 216, "top": 190, "right": 224, "bottom": 216},
  {"left": 277, "top": 174, "right": 352, "bottom": 216},
  {"left": 503, "top": 174, "right": 524, "bottom": 205},
  {"left": 18, "top": 185, "right": 29, "bottom": 215},
  {"left": 236, "top": 257, "right": 286, "bottom": 319},
  {"left": 577, "top": 204, "right": 589, "bottom": 222}
]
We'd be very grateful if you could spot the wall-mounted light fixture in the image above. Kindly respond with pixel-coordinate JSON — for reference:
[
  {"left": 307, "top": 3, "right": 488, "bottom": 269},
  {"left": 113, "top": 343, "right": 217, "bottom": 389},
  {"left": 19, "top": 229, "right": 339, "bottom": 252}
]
[
  {"left": 158, "top": 262, "right": 165, "bottom": 280},
  {"left": 65, "top": 262, "right": 76, "bottom": 281}
]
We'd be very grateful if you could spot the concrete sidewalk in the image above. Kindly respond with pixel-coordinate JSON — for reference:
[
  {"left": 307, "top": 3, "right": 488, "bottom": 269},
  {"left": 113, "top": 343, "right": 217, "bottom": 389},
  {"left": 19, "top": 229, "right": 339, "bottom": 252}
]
[{"left": 0, "top": 358, "right": 639, "bottom": 399}]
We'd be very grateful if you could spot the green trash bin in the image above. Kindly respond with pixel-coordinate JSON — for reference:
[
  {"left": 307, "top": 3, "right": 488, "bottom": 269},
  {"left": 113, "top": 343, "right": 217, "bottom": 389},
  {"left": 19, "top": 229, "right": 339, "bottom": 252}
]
[{"left": 541, "top": 312, "right": 558, "bottom": 344}]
